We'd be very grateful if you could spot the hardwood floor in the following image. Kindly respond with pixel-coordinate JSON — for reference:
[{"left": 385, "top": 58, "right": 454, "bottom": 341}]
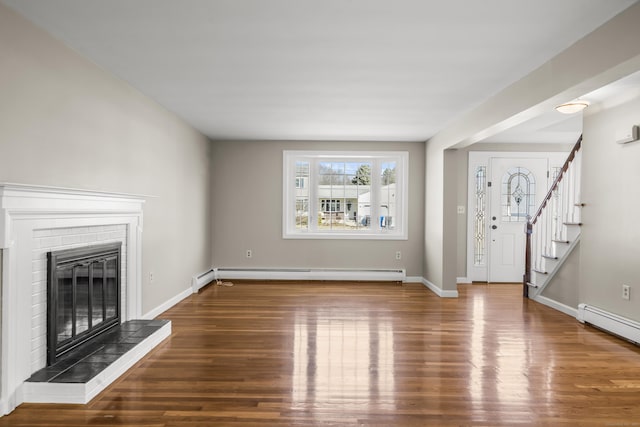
[{"left": 3, "top": 281, "right": 640, "bottom": 426}]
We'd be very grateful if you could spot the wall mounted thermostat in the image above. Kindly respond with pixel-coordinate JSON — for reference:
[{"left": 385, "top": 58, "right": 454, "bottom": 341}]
[{"left": 616, "top": 125, "right": 639, "bottom": 144}]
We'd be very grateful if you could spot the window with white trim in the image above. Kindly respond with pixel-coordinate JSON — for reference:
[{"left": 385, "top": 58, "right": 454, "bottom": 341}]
[{"left": 283, "top": 151, "right": 408, "bottom": 239}]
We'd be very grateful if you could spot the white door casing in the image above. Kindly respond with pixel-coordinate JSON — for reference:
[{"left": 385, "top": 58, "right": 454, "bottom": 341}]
[{"left": 466, "top": 152, "right": 567, "bottom": 283}]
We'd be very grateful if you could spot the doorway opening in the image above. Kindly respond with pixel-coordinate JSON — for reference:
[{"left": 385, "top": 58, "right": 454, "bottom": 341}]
[{"left": 466, "top": 152, "right": 567, "bottom": 283}]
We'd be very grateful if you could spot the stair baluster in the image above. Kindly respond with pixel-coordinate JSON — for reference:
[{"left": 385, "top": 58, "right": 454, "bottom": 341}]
[{"left": 524, "top": 136, "right": 582, "bottom": 297}]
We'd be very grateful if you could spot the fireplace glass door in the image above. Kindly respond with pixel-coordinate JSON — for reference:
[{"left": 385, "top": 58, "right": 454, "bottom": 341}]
[{"left": 48, "top": 242, "right": 121, "bottom": 365}]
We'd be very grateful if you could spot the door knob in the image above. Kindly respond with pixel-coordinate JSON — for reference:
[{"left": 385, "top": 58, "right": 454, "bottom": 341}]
[{"left": 491, "top": 225, "right": 497, "bottom": 230}]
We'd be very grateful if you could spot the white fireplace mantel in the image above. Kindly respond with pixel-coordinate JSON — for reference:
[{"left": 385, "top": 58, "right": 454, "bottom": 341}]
[{"left": 0, "top": 183, "right": 146, "bottom": 415}]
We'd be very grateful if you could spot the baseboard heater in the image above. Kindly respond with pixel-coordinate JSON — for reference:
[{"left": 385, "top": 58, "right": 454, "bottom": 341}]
[
  {"left": 578, "top": 304, "right": 640, "bottom": 344},
  {"left": 192, "top": 268, "right": 216, "bottom": 293},
  {"left": 214, "top": 268, "right": 406, "bottom": 283}
]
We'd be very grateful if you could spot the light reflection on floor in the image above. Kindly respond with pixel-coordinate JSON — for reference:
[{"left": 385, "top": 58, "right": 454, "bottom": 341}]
[
  {"left": 237, "top": 283, "right": 640, "bottom": 425},
  {"left": 292, "top": 310, "right": 395, "bottom": 412},
  {"left": 290, "top": 286, "right": 551, "bottom": 421}
]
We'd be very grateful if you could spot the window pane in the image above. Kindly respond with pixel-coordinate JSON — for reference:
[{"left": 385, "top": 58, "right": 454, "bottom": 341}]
[
  {"left": 331, "top": 162, "right": 345, "bottom": 175},
  {"left": 350, "top": 162, "right": 371, "bottom": 186},
  {"left": 318, "top": 162, "right": 372, "bottom": 231},
  {"left": 501, "top": 166, "right": 535, "bottom": 222},
  {"left": 474, "top": 166, "right": 487, "bottom": 266},
  {"left": 346, "top": 162, "right": 371, "bottom": 230},
  {"left": 379, "top": 161, "right": 397, "bottom": 230},
  {"left": 319, "top": 199, "right": 346, "bottom": 229},
  {"left": 284, "top": 151, "right": 407, "bottom": 239},
  {"left": 296, "top": 161, "right": 310, "bottom": 229},
  {"left": 381, "top": 162, "right": 396, "bottom": 185},
  {"left": 331, "top": 174, "right": 345, "bottom": 186},
  {"left": 357, "top": 195, "right": 372, "bottom": 230},
  {"left": 318, "top": 162, "right": 332, "bottom": 184}
]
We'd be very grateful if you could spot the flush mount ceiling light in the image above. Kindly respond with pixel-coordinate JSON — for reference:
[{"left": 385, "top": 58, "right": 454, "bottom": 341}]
[{"left": 555, "top": 100, "right": 590, "bottom": 114}]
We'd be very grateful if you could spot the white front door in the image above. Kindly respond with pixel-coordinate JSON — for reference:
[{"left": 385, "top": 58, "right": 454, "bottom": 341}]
[{"left": 487, "top": 157, "right": 548, "bottom": 282}]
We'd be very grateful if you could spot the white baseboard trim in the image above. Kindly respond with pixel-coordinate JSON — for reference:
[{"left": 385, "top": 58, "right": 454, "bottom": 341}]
[
  {"left": 403, "top": 276, "right": 424, "bottom": 284},
  {"left": 421, "top": 277, "right": 459, "bottom": 298},
  {"left": 531, "top": 295, "right": 578, "bottom": 318},
  {"left": 0, "top": 399, "right": 9, "bottom": 417},
  {"left": 457, "top": 277, "right": 471, "bottom": 284},
  {"left": 142, "top": 287, "right": 192, "bottom": 320},
  {"left": 216, "top": 267, "right": 405, "bottom": 282}
]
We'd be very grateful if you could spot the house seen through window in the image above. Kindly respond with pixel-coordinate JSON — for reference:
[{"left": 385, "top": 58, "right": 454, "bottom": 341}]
[{"left": 283, "top": 151, "right": 408, "bottom": 239}]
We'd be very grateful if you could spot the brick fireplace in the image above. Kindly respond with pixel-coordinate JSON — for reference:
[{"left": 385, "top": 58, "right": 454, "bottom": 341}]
[{"left": 0, "top": 183, "right": 167, "bottom": 415}]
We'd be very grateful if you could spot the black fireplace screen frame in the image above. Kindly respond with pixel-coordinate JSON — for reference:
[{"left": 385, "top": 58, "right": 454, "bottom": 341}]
[{"left": 47, "top": 242, "right": 122, "bottom": 365}]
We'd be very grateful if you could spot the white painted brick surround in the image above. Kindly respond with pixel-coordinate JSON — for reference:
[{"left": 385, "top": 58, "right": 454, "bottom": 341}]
[
  {"left": 0, "top": 183, "right": 145, "bottom": 416},
  {"left": 30, "top": 225, "right": 128, "bottom": 373}
]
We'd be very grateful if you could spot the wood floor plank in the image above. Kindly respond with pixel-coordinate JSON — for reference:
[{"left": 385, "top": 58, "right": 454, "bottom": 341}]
[{"left": 2, "top": 281, "right": 640, "bottom": 426}]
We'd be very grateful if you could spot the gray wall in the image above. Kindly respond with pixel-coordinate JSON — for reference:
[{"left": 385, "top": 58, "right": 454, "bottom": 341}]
[
  {"left": 424, "top": 141, "right": 446, "bottom": 288},
  {"left": 0, "top": 4, "right": 211, "bottom": 313},
  {"left": 542, "top": 242, "right": 580, "bottom": 308},
  {"left": 443, "top": 150, "right": 458, "bottom": 286},
  {"left": 580, "top": 95, "right": 640, "bottom": 322},
  {"left": 211, "top": 140, "right": 425, "bottom": 276}
]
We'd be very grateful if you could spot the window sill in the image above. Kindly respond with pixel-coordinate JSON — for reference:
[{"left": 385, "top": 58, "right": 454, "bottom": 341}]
[{"left": 283, "top": 231, "right": 408, "bottom": 240}]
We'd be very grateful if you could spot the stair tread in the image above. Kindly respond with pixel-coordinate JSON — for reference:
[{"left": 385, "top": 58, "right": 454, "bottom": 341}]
[
  {"left": 526, "top": 282, "right": 539, "bottom": 288},
  {"left": 552, "top": 239, "right": 570, "bottom": 244},
  {"left": 532, "top": 269, "right": 548, "bottom": 274},
  {"left": 542, "top": 254, "right": 559, "bottom": 260},
  {"left": 564, "top": 222, "right": 582, "bottom": 226}
]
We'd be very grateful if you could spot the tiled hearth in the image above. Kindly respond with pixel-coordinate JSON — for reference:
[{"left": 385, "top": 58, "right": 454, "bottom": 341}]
[{"left": 23, "top": 320, "right": 170, "bottom": 404}]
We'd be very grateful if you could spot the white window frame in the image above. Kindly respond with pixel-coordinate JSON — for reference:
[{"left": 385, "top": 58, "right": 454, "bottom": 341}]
[{"left": 283, "top": 150, "right": 409, "bottom": 240}]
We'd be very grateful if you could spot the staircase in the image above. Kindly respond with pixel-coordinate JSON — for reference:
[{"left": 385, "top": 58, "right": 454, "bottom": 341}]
[{"left": 524, "top": 136, "right": 582, "bottom": 298}]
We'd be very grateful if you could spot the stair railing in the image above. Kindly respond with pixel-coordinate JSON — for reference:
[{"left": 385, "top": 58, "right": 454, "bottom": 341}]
[{"left": 524, "top": 135, "right": 582, "bottom": 297}]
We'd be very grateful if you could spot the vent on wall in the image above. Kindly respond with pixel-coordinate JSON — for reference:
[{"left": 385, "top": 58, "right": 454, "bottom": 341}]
[{"left": 578, "top": 304, "right": 640, "bottom": 344}]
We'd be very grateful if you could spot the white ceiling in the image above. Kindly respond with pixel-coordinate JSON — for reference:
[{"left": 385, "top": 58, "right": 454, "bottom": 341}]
[
  {"left": 3, "top": 0, "right": 637, "bottom": 142},
  {"left": 479, "top": 69, "right": 640, "bottom": 144}
]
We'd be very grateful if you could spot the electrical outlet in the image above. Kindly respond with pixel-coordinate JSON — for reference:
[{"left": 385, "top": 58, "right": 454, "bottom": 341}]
[
  {"left": 246, "top": 249, "right": 252, "bottom": 258},
  {"left": 622, "top": 284, "right": 630, "bottom": 300},
  {"left": 457, "top": 206, "right": 465, "bottom": 214},
  {"left": 395, "top": 251, "right": 402, "bottom": 260},
  {"left": 149, "top": 272, "right": 154, "bottom": 283}
]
